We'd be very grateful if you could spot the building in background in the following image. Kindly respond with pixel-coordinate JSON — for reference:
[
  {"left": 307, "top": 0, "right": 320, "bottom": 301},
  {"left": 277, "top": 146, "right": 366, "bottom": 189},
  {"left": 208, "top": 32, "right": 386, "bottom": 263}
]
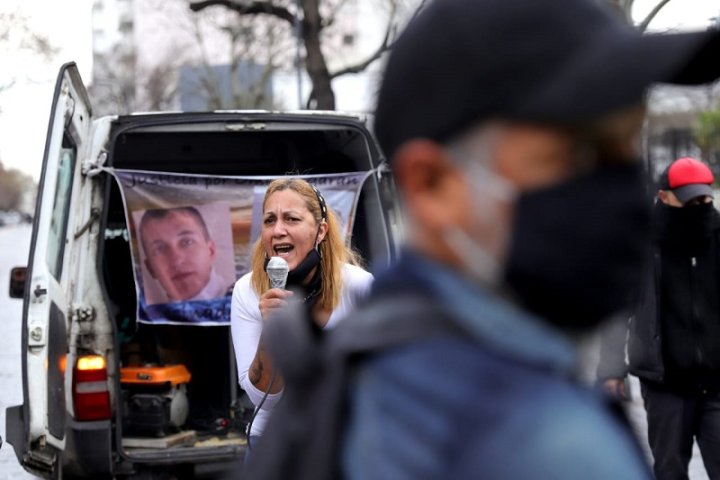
[{"left": 178, "top": 63, "right": 273, "bottom": 111}]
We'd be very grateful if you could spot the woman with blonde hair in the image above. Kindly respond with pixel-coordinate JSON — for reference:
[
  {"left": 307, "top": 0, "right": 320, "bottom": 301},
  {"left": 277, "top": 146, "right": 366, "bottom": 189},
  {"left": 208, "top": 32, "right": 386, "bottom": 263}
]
[{"left": 230, "top": 177, "right": 373, "bottom": 448}]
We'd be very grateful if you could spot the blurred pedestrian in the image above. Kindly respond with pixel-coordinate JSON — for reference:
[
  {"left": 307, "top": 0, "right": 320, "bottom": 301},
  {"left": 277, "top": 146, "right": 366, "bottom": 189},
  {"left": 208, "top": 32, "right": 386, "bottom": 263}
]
[
  {"left": 337, "top": 0, "right": 720, "bottom": 478},
  {"left": 601, "top": 157, "right": 720, "bottom": 480},
  {"left": 248, "top": 0, "right": 720, "bottom": 479}
]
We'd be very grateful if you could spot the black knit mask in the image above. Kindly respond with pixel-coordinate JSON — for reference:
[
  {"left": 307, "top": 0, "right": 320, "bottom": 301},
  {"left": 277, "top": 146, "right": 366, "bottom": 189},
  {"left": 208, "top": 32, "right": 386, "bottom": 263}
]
[
  {"left": 656, "top": 201, "right": 714, "bottom": 242},
  {"left": 504, "top": 162, "right": 651, "bottom": 329}
]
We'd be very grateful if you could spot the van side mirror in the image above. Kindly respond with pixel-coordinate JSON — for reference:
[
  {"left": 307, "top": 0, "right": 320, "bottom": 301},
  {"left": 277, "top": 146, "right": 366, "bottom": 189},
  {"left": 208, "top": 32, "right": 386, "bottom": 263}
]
[{"left": 9, "top": 267, "right": 27, "bottom": 299}]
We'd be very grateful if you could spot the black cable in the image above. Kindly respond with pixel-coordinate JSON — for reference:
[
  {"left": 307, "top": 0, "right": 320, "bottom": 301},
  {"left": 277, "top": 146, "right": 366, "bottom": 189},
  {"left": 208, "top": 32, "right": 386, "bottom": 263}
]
[
  {"left": 245, "top": 371, "right": 277, "bottom": 450},
  {"left": 245, "top": 276, "right": 320, "bottom": 448}
]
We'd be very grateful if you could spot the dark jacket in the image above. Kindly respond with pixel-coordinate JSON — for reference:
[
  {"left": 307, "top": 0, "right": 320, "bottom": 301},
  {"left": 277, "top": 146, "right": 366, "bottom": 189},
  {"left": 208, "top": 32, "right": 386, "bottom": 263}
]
[{"left": 602, "top": 203, "right": 720, "bottom": 390}]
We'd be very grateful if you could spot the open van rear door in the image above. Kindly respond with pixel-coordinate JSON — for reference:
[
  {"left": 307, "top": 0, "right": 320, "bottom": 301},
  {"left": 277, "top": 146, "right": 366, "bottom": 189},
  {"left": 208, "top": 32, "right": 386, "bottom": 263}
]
[{"left": 6, "top": 62, "right": 92, "bottom": 474}]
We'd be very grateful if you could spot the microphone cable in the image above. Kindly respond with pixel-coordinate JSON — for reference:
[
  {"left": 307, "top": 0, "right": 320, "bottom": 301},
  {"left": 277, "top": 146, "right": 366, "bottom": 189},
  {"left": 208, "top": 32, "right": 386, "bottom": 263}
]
[{"left": 245, "top": 370, "right": 277, "bottom": 450}]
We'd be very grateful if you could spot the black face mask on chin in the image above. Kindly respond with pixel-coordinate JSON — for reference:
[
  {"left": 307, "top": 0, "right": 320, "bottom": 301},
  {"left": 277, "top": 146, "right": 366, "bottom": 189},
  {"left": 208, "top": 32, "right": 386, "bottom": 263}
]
[
  {"left": 503, "top": 162, "right": 651, "bottom": 329},
  {"left": 286, "top": 248, "right": 321, "bottom": 287},
  {"left": 264, "top": 248, "right": 321, "bottom": 288}
]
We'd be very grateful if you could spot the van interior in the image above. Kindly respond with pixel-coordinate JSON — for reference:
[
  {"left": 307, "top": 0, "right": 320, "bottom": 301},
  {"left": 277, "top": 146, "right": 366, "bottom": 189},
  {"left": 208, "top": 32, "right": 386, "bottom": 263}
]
[{"left": 98, "top": 115, "right": 396, "bottom": 459}]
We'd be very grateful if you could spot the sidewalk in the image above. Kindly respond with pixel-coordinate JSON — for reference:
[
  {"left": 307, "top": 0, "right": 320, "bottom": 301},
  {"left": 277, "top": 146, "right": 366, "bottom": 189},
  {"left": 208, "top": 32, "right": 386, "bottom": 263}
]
[
  {"left": 580, "top": 335, "right": 709, "bottom": 480},
  {"left": 625, "top": 376, "right": 708, "bottom": 480}
]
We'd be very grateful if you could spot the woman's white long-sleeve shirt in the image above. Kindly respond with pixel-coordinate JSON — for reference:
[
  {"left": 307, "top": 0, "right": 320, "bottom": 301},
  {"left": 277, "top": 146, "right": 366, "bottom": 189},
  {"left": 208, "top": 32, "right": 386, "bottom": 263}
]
[{"left": 230, "top": 263, "right": 374, "bottom": 437}]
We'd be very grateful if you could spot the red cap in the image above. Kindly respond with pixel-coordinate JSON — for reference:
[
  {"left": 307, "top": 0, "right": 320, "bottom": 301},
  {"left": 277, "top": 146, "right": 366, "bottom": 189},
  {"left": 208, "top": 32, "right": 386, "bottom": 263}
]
[{"left": 660, "top": 157, "right": 714, "bottom": 203}]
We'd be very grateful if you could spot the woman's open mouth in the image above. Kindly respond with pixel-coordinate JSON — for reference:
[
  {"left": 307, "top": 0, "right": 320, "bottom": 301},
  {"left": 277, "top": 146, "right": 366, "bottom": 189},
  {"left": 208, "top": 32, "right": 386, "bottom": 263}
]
[{"left": 273, "top": 244, "right": 294, "bottom": 257}]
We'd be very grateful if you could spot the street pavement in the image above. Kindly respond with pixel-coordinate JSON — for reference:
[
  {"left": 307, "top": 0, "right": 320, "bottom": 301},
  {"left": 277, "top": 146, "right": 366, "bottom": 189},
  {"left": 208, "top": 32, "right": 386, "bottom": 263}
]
[
  {"left": 0, "top": 224, "right": 35, "bottom": 478},
  {"left": 625, "top": 376, "right": 709, "bottom": 480}
]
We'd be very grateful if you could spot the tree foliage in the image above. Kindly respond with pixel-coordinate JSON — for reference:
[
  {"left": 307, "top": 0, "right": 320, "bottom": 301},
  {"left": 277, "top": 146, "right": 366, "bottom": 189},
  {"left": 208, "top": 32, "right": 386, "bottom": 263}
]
[
  {"left": 0, "top": 9, "right": 52, "bottom": 206},
  {"left": 183, "top": 2, "right": 286, "bottom": 110},
  {"left": 92, "top": 0, "right": 292, "bottom": 114},
  {"left": 0, "top": 10, "right": 58, "bottom": 102},
  {"left": 0, "top": 162, "right": 35, "bottom": 212},
  {"left": 694, "top": 109, "right": 720, "bottom": 166}
]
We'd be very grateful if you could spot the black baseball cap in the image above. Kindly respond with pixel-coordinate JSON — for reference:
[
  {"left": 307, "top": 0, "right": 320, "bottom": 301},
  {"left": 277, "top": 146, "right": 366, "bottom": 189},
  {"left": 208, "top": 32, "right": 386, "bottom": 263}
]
[
  {"left": 659, "top": 157, "right": 715, "bottom": 203},
  {"left": 374, "top": 0, "right": 720, "bottom": 159}
]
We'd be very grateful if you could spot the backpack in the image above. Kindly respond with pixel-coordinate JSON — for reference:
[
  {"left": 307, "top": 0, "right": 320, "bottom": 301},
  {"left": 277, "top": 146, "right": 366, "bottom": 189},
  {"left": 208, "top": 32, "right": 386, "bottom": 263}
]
[{"left": 243, "top": 294, "right": 458, "bottom": 480}]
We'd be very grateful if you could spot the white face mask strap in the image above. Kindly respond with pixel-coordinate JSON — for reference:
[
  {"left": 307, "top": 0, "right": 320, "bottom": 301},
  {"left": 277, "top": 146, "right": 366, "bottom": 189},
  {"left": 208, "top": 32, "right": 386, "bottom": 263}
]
[
  {"left": 463, "top": 161, "right": 517, "bottom": 204},
  {"left": 443, "top": 227, "right": 502, "bottom": 286},
  {"left": 445, "top": 127, "right": 517, "bottom": 203},
  {"left": 442, "top": 143, "right": 518, "bottom": 288}
]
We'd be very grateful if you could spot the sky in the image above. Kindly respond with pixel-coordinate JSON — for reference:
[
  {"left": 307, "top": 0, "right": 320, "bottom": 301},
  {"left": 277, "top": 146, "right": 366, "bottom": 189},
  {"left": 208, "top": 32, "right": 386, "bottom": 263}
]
[
  {"left": 0, "top": 0, "right": 717, "bottom": 181},
  {"left": 0, "top": 0, "right": 92, "bottom": 181}
]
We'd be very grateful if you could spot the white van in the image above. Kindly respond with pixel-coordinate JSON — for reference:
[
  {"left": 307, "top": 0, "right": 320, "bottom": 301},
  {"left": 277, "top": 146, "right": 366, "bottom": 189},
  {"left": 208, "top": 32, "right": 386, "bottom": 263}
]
[{"left": 6, "top": 63, "right": 400, "bottom": 479}]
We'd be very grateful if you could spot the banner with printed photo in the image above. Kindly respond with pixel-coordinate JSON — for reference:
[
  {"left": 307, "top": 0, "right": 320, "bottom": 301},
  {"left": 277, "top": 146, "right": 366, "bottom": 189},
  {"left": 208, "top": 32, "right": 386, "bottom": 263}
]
[{"left": 111, "top": 169, "right": 371, "bottom": 326}]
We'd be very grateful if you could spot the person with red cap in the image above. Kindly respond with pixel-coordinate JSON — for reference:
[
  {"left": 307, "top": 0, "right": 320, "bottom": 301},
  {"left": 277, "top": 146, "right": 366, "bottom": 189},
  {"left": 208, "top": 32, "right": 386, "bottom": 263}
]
[{"left": 600, "top": 157, "right": 720, "bottom": 479}]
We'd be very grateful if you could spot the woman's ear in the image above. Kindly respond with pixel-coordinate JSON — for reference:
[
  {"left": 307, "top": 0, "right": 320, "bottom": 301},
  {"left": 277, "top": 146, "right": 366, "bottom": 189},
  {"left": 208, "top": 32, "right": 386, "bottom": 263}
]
[{"left": 316, "top": 220, "right": 329, "bottom": 244}]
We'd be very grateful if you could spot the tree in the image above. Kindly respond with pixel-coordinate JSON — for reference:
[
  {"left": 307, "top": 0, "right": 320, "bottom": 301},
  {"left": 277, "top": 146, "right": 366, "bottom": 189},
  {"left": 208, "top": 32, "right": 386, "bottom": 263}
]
[
  {"left": 182, "top": 3, "right": 287, "bottom": 110},
  {"left": 98, "top": 0, "right": 290, "bottom": 114},
  {"left": 188, "top": 0, "right": 426, "bottom": 110},
  {"left": 0, "top": 9, "right": 53, "bottom": 208},
  {"left": 90, "top": 46, "right": 180, "bottom": 116},
  {"left": 694, "top": 109, "right": 720, "bottom": 166},
  {"left": 0, "top": 10, "right": 57, "bottom": 102},
  {"left": 89, "top": 46, "right": 141, "bottom": 116},
  {"left": 0, "top": 162, "right": 36, "bottom": 212}
]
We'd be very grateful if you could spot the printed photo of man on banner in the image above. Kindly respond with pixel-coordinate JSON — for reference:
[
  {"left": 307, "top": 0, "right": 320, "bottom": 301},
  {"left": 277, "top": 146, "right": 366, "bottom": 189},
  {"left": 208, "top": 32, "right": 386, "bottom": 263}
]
[
  {"left": 113, "top": 170, "right": 370, "bottom": 326},
  {"left": 132, "top": 202, "right": 236, "bottom": 305}
]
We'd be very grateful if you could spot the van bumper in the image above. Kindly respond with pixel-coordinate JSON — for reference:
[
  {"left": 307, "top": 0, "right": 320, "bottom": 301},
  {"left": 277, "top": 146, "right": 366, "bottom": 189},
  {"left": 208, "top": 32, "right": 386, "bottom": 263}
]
[{"left": 6, "top": 406, "right": 111, "bottom": 477}]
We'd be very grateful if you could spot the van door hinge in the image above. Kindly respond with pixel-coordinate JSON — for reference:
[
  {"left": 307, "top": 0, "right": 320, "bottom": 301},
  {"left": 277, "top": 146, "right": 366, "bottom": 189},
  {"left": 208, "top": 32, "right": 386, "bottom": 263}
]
[
  {"left": 72, "top": 305, "right": 96, "bottom": 323},
  {"left": 72, "top": 305, "right": 97, "bottom": 348},
  {"left": 82, "top": 150, "right": 107, "bottom": 177}
]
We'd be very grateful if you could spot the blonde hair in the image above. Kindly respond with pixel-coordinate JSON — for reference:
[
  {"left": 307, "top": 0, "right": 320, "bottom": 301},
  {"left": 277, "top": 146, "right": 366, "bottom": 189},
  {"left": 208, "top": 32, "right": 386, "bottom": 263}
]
[{"left": 250, "top": 178, "right": 361, "bottom": 311}]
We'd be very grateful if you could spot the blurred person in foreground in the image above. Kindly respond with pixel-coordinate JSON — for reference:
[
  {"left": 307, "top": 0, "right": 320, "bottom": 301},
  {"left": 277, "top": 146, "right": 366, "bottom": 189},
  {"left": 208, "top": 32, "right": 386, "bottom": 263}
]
[
  {"left": 336, "top": 0, "right": 720, "bottom": 479},
  {"left": 231, "top": 178, "right": 372, "bottom": 451},
  {"left": 600, "top": 157, "right": 720, "bottom": 479}
]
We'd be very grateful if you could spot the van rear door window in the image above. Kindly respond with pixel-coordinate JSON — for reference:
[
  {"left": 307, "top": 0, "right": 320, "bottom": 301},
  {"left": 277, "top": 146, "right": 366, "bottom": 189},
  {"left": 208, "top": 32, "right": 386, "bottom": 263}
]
[{"left": 46, "top": 142, "right": 76, "bottom": 279}]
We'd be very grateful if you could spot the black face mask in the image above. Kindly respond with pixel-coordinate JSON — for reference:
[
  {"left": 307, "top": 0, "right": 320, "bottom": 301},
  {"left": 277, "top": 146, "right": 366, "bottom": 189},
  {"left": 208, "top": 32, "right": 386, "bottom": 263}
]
[
  {"left": 655, "top": 201, "right": 714, "bottom": 242},
  {"left": 264, "top": 248, "right": 322, "bottom": 289},
  {"left": 504, "top": 162, "right": 651, "bottom": 329},
  {"left": 286, "top": 248, "right": 321, "bottom": 288}
]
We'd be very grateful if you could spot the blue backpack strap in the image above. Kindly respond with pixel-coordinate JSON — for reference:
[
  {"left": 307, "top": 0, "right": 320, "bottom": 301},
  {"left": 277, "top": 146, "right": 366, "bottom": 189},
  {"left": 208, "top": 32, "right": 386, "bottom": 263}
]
[{"left": 246, "top": 294, "right": 461, "bottom": 480}]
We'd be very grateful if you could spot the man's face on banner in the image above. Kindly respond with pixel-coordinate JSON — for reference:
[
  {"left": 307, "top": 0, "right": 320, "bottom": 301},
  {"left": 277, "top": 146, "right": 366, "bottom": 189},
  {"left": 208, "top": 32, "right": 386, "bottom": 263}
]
[{"left": 141, "top": 210, "right": 217, "bottom": 302}]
